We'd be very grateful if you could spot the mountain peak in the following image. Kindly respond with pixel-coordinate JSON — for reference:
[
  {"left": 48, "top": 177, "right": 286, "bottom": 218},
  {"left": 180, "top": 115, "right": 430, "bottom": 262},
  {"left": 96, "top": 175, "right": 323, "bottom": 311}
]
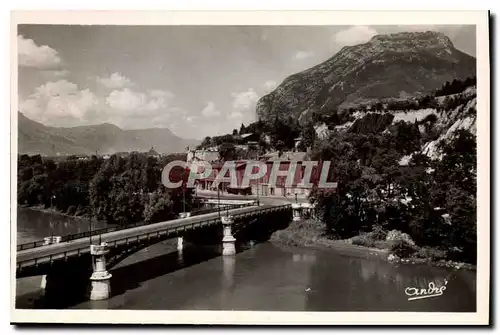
[
  {"left": 334, "top": 31, "right": 457, "bottom": 63},
  {"left": 256, "top": 31, "right": 475, "bottom": 124},
  {"left": 369, "top": 31, "right": 454, "bottom": 49}
]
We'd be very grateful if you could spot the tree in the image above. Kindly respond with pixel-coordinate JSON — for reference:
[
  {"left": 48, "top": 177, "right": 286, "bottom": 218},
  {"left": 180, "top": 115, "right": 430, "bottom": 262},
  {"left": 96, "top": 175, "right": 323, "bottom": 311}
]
[
  {"left": 143, "top": 189, "right": 174, "bottom": 223},
  {"left": 218, "top": 142, "right": 236, "bottom": 161},
  {"left": 300, "top": 123, "right": 317, "bottom": 151},
  {"left": 199, "top": 136, "right": 213, "bottom": 148},
  {"left": 309, "top": 123, "right": 477, "bottom": 264}
]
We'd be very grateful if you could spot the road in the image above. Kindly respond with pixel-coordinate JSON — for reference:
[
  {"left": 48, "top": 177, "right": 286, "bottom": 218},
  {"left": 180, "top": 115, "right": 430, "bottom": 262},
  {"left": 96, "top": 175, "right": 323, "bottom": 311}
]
[{"left": 195, "top": 190, "right": 309, "bottom": 205}]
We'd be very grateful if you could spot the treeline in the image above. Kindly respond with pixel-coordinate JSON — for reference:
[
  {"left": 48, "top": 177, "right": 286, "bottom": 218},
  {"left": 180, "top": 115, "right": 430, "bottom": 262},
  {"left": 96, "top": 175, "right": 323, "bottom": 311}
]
[
  {"left": 434, "top": 76, "right": 476, "bottom": 97},
  {"left": 18, "top": 152, "right": 196, "bottom": 225},
  {"left": 199, "top": 116, "right": 315, "bottom": 158},
  {"left": 310, "top": 126, "right": 476, "bottom": 264},
  {"left": 311, "top": 78, "right": 477, "bottom": 125}
]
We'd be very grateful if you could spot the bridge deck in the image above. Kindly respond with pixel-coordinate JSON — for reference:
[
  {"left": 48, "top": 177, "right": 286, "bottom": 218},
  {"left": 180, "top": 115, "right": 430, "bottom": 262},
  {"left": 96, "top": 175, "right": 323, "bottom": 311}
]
[{"left": 16, "top": 204, "right": 290, "bottom": 271}]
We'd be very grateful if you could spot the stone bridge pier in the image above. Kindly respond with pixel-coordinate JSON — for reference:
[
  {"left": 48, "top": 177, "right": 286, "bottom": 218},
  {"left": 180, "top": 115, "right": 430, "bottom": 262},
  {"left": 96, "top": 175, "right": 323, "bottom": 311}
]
[
  {"left": 177, "top": 212, "right": 191, "bottom": 252},
  {"left": 89, "top": 243, "right": 112, "bottom": 301},
  {"left": 39, "top": 241, "right": 113, "bottom": 303},
  {"left": 292, "top": 203, "right": 303, "bottom": 221},
  {"left": 21, "top": 205, "right": 292, "bottom": 304},
  {"left": 221, "top": 216, "right": 236, "bottom": 256},
  {"left": 40, "top": 236, "right": 62, "bottom": 290}
]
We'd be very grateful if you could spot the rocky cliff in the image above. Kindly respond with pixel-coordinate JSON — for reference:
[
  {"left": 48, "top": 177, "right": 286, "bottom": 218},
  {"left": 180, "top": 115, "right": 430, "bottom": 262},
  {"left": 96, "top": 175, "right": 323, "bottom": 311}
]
[{"left": 256, "top": 31, "right": 476, "bottom": 124}]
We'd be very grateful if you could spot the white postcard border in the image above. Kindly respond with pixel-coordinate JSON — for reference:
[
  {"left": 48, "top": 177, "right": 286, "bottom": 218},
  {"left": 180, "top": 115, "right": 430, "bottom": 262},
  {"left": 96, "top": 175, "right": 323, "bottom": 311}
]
[{"left": 10, "top": 10, "right": 490, "bottom": 325}]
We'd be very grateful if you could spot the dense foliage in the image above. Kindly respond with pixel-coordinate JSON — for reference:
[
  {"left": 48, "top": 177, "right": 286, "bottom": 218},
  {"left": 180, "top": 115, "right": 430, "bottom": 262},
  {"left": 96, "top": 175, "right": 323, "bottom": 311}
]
[
  {"left": 309, "top": 127, "right": 477, "bottom": 264},
  {"left": 198, "top": 117, "right": 304, "bottom": 154},
  {"left": 434, "top": 76, "right": 476, "bottom": 97},
  {"left": 18, "top": 153, "right": 196, "bottom": 225}
]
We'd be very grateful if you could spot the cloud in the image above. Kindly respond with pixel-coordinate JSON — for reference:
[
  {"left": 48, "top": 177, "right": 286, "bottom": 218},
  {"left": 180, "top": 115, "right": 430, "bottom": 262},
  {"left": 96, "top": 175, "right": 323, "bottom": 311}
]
[
  {"left": 333, "top": 26, "right": 378, "bottom": 47},
  {"left": 97, "top": 72, "right": 134, "bottom": 89},
  {"left": 232, "top": 89, "right": 259, "bottom": 111},
  {"left": 149, "top": 89, "right": 174, "bottom": 100},
  {"left": 294, "top": 50, "right": 314, "bottom": 60},
  {"left": 228, "top": 110, "right": 244, "bottom": 121},
  {"left": 41, "top": 69, "right": 69, "bottom": 78},
  {"left": 19, "top": 80, "right": 98, "bottom": 124},
  {"left": 263, "top": 80, "right": 278, "bottom": 93},
  {"left": 105, "top": 88, "right": 174, "bottom": 114},
  {"left": 225, "top": 88, "right": 260, "bottom": 125},
  {"left": 201, "top": 101, "right": 221, "bottom": 117},
  {"left": 17, "top": 35, "right": 62, "bottom": 69}
]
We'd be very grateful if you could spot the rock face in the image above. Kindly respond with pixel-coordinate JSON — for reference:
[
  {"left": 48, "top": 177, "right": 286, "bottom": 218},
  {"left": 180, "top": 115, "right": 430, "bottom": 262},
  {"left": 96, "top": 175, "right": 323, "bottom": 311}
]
[
  {"left": 256, "top": 31, "right": 476, "bottom": 124},
  {"left": 422, "top": 87, "right": 477, "bottom": 159},
  {"left": 309, "top": 84, "right": 477, "bottom": 161},
  {"left": 18, "top": 112, "right": 199, "bottom": 156}
]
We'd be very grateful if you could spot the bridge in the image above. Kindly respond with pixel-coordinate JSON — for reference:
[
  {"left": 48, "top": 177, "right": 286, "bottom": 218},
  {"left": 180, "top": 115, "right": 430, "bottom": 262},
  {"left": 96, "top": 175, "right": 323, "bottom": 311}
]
[{"left": 16, "top": 202, "right": 301, "bottom": 302}]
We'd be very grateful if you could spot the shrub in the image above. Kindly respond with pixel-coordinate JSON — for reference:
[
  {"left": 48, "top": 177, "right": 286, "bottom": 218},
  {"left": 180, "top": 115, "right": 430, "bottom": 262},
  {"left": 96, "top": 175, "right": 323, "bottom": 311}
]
[
  {"left": 390, "top": 239, "right": 417, "bottom": 258},
  {"left": 386, "top": 229, "right": 415, "bottom": 246},
  {"left": 351, "top": 234, "right": 375, "bottom": 248},
  {"left": 371, "top": 224, "right": 388, "bottom": 240},
  {"left": 414, "top": 247, "right": 448, "bottom": 261},
  {"left": 374, "top": 240, "right": 392, "bottom": 250}
]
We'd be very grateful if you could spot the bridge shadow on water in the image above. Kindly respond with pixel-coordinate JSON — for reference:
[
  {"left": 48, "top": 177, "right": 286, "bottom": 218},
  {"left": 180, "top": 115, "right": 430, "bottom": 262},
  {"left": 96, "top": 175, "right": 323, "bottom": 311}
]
[
  {"left": 16, "top": 210, "right": 292, "bottom": 310},
  {"left": 109, "top": 245, "right": 222, "bottom": 298},
  {"left": 109, "top": 210, "right": 291, "bottom": 300}
]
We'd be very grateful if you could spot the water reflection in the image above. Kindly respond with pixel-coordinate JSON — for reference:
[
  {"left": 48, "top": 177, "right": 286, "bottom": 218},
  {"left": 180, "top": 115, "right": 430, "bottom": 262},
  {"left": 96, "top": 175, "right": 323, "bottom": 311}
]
[
  {"left": 88, "top": 299, "right": 110, "bottom": 310},
  {"left": 177, "top": 250, "right": 184, "bottom": 265},
  {"left": 17, "top": 207, "right": 109, "bottom": 244},
  {"left": 222, "top": 256, "right": 235, "bottom": 288},
  {"left": 292, "top": 253, "right": 317, "bottom": 263},
  {"left": 16, "top": 209, "right": 476, "bottom": 312},
  {"left": 305, "top": 251, "right": 476, "bottom": 312}
]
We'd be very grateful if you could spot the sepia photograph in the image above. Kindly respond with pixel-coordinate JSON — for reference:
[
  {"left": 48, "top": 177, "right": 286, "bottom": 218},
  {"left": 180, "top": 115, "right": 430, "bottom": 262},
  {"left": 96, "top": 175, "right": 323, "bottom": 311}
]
[{"left": 10, "top": 10, "right": 490, "bottom": 325}]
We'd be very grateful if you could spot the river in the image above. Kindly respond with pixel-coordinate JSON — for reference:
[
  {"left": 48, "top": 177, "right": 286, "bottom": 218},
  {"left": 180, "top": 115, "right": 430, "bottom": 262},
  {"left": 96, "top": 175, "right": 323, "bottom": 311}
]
[{"left": 15, "top": 208, "right": 476, "bottom": 312}]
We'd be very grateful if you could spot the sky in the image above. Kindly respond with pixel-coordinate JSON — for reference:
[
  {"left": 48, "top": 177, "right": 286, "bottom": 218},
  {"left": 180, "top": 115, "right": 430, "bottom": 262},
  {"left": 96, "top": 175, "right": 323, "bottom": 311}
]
[{"left": 17, "top": 24, "right": 476, "bottom": 140}]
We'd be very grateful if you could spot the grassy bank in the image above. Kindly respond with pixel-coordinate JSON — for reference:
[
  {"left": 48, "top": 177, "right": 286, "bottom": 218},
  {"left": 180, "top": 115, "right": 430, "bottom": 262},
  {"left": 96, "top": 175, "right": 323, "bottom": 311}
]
[
  {"left": 270, "top": 218, "right": 476, "bottom": 271},
  {"left": 269, "top": 219, "right": 389, "bottom": 260}
]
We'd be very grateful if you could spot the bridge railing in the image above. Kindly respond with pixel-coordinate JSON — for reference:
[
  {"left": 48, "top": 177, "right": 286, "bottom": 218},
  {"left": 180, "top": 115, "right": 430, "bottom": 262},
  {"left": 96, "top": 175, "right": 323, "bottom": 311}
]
[
  {"left": 16, "top": 204, "right": 292, "bottom": 272},
  {"left": 16, "top": 202, "right": 257, "bottom": 251}
]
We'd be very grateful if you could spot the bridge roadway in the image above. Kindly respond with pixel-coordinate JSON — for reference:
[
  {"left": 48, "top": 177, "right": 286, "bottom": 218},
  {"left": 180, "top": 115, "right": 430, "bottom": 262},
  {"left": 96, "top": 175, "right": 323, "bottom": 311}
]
[{"left": 16, "top": 204, "right": 291, "bottom": 274}]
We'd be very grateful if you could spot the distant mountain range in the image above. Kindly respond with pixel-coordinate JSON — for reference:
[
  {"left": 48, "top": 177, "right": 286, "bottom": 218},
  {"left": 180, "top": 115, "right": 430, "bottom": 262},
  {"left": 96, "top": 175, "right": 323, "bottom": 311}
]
[
  {"left": 17, "top": 112, "right": 199, "bottom": 156},
  {"left": 257, "top": 31, "right": 476, "bottom": 123}
]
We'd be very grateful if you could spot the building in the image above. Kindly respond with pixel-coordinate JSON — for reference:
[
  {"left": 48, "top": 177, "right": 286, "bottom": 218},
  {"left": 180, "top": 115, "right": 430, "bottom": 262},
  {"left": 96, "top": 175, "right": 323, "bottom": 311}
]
[
  {"left": 189, "top": 151, "right": 332, "bottom": 198},
  {"left": 239, "top": 133, "right": 260, "bottom": 143},
  {"left": 187, "top": 148, "right": 220, "bottom": 163},
  {"left": 253, "top": 151, "right": 312, "bottom": 197}
]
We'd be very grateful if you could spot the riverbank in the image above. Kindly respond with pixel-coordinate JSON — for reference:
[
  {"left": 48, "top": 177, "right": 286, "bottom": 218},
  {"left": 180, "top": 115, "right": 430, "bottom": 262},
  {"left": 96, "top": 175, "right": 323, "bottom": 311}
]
[
  {"left": 19, "top": 205, "right": 88, "bottom": 220},
  {"left": 269, "top": 218, "right": 389, "bottom": 261},
  {"left": 269, "top": 218, "right": 476, "bottom": 271}
]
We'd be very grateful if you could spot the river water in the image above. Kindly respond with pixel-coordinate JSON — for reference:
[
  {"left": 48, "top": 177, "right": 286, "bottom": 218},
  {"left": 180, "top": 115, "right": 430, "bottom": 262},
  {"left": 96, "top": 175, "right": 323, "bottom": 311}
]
[{"left": 15, "top": 208, "right": 476, "bottom": 312}]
